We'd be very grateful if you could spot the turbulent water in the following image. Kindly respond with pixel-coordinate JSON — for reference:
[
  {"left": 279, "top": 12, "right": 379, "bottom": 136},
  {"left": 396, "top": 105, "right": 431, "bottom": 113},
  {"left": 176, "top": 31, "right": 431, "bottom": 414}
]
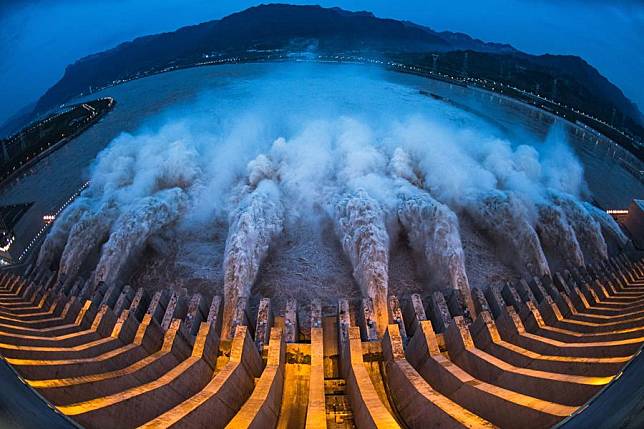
[
  {"left": 397, "top": 190, "right": 470, "bottom": 288},
  {"left": 333, "top": 190, "right": 390, "bottom": 336},
  {"left": 583, "top": 202, "right": 630, "bottom": 249},
  {"left": 35, "top": 198, "right": 88, "bottom": 267},
  {"left": 89, "top": 188, "right": 186, "bottom": 288},
  {"left": 464, "top": 190, "right": 551, "bottom": 277},
  {"left": 549, "top": 191, "right": 608, "bottom": 263},
  {"left": 57, "top": 200, "right": 118, "bottom": 289},
  {"left": 390, "top": 147, "right": 469, "bottom": 294},
  {"left": 222, "top": 154, "right": 285, "bottom": 339},
  {"left": 5, "top": 62, "right": 641, "bottom": 336},
  {"left": 535, "top": 203, "right": 585, "bottom": 270}
]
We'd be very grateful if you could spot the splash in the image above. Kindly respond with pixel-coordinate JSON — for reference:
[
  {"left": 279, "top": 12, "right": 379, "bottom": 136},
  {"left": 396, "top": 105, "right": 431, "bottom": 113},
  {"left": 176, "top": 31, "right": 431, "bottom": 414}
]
[
  {"left": 333, "top": 189, "right": 390, "bottom": 337},
  {"left": 390, "top": 148, "right": 471, "bottom": 305},
  {"left": 582, "top": 202, "right": 629, "bottom": 249},
  {"left": 57, "top": 200, "right": 119, "bottom": 289},
  {"left": 397, "top": 189, "right": 470, "bottom": 288},
  {"left": 549, "top": 191, "right": 608, "bottom": 262},
  {"left": 466, "top": 190, "right": 550, "bottom": 277},
  {"left": 390, "top": 147, "right": 423, "bottom": 187},
  {"left": 89, "top": 188, "right": 187, "bottom": 288},
  {"left": 34, "top": 65, "right": 621, "bottom": 338},
  {"left": 221, "top": 154, "right": 285, "bottom": 339},
  {"left": 535, "top": 202, "right": 585, "bottom": 268},
  {"left": 35, "top": 197, "right": 91, "bottom": 273}
]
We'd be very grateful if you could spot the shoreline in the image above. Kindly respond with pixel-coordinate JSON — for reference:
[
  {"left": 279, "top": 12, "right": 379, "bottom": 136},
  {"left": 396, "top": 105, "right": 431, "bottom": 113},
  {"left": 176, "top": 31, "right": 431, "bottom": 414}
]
[{"left": 0, "top": 97, "right": 115, "bottom": 189}]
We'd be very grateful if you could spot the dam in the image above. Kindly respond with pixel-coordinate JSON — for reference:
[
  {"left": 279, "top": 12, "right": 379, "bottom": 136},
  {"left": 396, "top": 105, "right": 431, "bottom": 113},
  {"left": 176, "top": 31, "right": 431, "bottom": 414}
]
[
  {"left": 0, "top": 62, "right": 643, "bottom": 428},
  {"left": 1, "top": 255, "right": 644, "bottom": 428}
]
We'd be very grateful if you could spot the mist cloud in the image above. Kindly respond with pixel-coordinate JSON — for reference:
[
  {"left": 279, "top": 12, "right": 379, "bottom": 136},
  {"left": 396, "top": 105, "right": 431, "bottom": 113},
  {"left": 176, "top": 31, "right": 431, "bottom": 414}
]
[{"left": 34, "top": 65, "right": 619, "bottom": 335}]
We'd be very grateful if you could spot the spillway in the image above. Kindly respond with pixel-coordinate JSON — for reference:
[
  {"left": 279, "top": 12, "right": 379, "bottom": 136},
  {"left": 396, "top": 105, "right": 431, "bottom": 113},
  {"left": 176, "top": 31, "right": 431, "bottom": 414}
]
[{"left": 2, "top": 62, "right": 642, "bottom": 429}]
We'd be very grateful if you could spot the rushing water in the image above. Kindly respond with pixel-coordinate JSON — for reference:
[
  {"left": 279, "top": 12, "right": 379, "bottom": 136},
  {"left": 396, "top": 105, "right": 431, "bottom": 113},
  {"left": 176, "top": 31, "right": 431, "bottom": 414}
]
[{"left": 1, "top": 61, "right": 642, "bottom": 265}]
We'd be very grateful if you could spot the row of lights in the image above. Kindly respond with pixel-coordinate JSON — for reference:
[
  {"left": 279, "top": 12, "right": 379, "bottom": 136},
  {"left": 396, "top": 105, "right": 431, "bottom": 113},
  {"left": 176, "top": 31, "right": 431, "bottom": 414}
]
[
  {"left": 381, "top": 60, "right": 642, "bottom": 168},
  {"left": 2, "top": 99, "right": 113, "bottom": 182},
  {"left": 61, "top": 47, "right": 637, "bottom": 147},
  {"left": 17, "top": 181, "right": 90, "bottom": 262},
  {"left": 0, "top": 235, "right": 15, "bottom": 252},
  {"left": 371, "top": 58, "right": 637, "bottom": 146},
  {"left": 461, "top": 72, "right": 633, "bottom": 142}
]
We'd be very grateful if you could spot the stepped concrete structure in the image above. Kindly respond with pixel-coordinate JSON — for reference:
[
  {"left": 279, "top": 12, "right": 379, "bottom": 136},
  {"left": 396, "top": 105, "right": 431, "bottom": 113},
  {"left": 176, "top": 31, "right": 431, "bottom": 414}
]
[{"left": 0, "top": 255, "right": 643, "bottom": 428}]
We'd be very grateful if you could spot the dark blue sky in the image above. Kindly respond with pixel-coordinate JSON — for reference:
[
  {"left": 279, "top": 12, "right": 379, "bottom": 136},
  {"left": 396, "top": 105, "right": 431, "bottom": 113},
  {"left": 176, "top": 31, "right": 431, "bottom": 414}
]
[{"left": 1, "top": 0, "right": 642, "bottom": 125}]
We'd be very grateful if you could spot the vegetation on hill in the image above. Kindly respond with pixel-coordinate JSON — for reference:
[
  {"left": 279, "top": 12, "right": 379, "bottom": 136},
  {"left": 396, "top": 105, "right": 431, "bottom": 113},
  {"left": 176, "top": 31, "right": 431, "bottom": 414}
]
[{"left": 29, "top": 4, "right": 644, "bottom": 145}]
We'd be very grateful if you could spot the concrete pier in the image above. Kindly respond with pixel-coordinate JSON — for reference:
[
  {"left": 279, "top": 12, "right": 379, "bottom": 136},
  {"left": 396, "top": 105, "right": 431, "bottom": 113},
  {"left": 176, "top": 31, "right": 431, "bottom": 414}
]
[{"left": 0, "top": 256, "right": 643, "bottom": 428}]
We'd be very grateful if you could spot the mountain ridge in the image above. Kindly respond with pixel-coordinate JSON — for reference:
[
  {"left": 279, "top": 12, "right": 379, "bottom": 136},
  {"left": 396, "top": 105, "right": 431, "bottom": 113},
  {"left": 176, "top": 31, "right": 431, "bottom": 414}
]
[{"left": 27, "top": 3, "right": 644, "bottom": 140}]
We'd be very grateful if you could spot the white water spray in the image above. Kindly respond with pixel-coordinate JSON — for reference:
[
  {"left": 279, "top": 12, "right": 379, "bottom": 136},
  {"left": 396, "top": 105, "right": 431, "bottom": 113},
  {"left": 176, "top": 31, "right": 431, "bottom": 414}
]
[
  {"left": 582, "top": 202, "right": 629, "bottom": 249},
  {"left": 333, "top": 189, "right": 390, "bottom": 336},
  {"left": 57, "top": 200, "right": 119, "bottom": 288},
  {"left": 221, "top": 154, "right": 285, "bottom": 338},
  {"left": 35, "top": 197, "right": 91, "bottom": 272},
  {"left": 90, "top": 188, "right": 187, "bottom": 287},
  {"left": 535, "top": 202, "right": 585, "bottom": 269},
  {"left": 466, "top": 190, "right": 550, "bottom": 277},
  {"left": 549, "top": 191, "right": 608, "bottom": 262}
]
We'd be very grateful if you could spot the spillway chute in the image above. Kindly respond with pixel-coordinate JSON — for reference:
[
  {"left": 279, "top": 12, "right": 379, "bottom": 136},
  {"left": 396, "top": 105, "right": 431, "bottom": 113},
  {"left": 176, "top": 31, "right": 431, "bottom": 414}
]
[
  {"left": 535, "top": 202, "right": 585, "bottom": 270},
  {"left": 332, "top": 189, "right": 390, "bottom": 337},
  {"left": 56, "top": 200, "right": 119, "bottom": 290},
  {"left": 89, "top": 188, "right": 187, "bottom": 289},
  {"left": 549, "top": 191, "right": 608, "bottom": 263},
  {"left": 35, "top": 197, "right": 92, "bottom": 274},
  {"left": 583, "top": 202, "right": 630, "bottom": 249},
  {"left": 221, "top": 154, "right": 285, "bottom": 339},
  {"left": 465, "top": 190, "right": 550, "bottom": 277}
]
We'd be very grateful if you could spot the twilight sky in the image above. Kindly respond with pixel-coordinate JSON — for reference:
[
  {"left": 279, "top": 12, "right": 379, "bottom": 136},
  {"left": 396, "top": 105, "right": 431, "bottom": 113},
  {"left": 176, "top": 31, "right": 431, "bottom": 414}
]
[{"left": 0, "top": 0, "right": 642, "bottom": 126}]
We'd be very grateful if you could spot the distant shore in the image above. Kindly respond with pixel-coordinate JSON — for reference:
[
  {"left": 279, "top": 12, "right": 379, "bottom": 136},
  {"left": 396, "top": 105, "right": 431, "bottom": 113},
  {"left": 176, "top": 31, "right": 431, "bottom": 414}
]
[{"left": 0, "top": 97, "right": 115, "bottom": 189}]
